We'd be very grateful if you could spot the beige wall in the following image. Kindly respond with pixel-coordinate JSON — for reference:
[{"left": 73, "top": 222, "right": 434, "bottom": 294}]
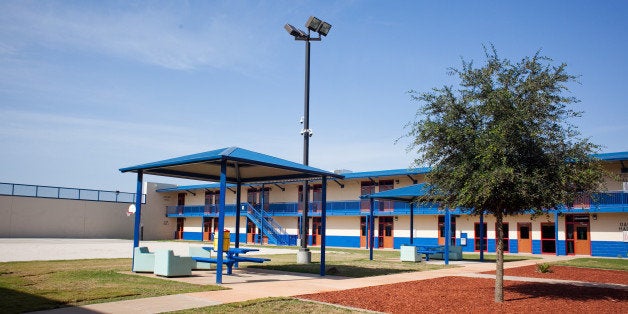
[
  {"left": 159, "top": 173, "right": 429, "bottom": 206},
  {"left": 603, "top": 161, "right": 626, "bottom": 191},
  {"left": 0, "top": 195, "right": 133, "bottom": 238},
  {"left": 0, "top": 181, "right": 177, "bottom": 240},
  {"left": 141, "top": 182, "right": 179, "bottom": 240}
]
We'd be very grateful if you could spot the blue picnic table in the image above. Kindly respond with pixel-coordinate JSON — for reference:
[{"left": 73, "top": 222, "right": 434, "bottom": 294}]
[
  {"left": 192, "top": 247, "right": 271, "bottom": 275},
  {"left": 416, "top": 245, "right": 445, "bottom": 261}
]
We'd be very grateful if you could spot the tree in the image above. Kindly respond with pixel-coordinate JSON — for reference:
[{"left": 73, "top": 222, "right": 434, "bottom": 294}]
[{"left": 404, "top": 46, "right": 605, "bottom": 303}]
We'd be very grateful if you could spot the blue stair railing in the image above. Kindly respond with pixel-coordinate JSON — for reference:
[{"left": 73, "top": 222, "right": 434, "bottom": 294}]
[{"left": 243, "top": 202, "right": 295, "bottom": 245}]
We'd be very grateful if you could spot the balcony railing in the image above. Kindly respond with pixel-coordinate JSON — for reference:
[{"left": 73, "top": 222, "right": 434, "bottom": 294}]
[
  {"left": 167, "top": 200, "right": 443, "bottom": 217},
  {"left": 0, "top": 182, "right": 144, "bottom": 204},
  {"left": 165, "top": 191, "right": 627, "bottom": 217}
]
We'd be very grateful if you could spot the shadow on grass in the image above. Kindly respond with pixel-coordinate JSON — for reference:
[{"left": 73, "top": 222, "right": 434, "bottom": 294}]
[
  {"left": 505, "top": 282, "right": 628, "bottom": 302},
  {"left": 249, "top": 263, "right": 422, "bottom": 278},
  {"left": 0, "top": 287, "right": 98, "bottom": 314},
  {"left": 463, "top": 255, "right": 540, "bottom": 263}
]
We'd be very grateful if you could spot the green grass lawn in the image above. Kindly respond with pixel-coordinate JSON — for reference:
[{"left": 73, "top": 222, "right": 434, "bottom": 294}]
[
  {"left": 246, "top": 247, "right": 452, "bottom": 277},
  {"left": 169, "top": 297, "right": 369, "bottom": 314},
  {"left": 0, "top": 258, "right": 224, "bottom": 313},
  {"left": 462, "top": 253, "right": 542, "bottom": 262},
  {"left": 553, "top": 257, "right": 628, "bottom": 271},
  {"left": 4, "top": 247, "right": 610, "bottom": 314}
]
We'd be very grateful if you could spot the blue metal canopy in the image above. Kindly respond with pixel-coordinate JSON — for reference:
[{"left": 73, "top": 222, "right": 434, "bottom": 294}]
[
  {"left": 361, "top": 183, "right": 432, "bottom": 202},
  {"left": 362, "top": 182, "right": 451, "bottom": 264},
  {"left": 120, "top": 146, "right": 341, "bottom": 284},
  {"left": 342, "top": 168, "right": 430, "bottom": 180},
  {"left": 120, "top": 146, "right": 343, "bottom": 183}
]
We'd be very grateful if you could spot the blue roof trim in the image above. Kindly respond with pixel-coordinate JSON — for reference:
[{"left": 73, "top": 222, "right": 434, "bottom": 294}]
[
  {"left": 119, "top": 147, "right": 229, "bottom": 172},
  {"left": 119, "top": 146, "right": 343, "bottom": 180},
  {"left": 342, "top": 167, "right": 430, "bottom": 180},
  {"left": 362, "top": 183, "right": 433, "bottom": 202},
  {"left": 157, "top": 183, "right": 229, "bottom": 192},
  {"left": 593, "top": 151, "right": 628, "bottom": 161}
]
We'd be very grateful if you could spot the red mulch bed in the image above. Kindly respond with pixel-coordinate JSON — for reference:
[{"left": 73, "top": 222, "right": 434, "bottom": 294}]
[
  {"left": 482, "top": 265, "right": 628, "bottom": 285},
  {"left": 299, "top": 267, "right": 628, "bottom": 313}
]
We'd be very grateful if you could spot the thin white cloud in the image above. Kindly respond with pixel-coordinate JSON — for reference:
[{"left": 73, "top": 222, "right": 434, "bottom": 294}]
[
  {"left": 0, "top": 109, "right": 203, "bottom": 156},
  {"left": 0, "top": 1, "right": 275, "bottom": 71}
]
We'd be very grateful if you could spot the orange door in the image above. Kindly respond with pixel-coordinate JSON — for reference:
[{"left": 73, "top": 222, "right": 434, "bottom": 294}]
[
  {"left": 246, "top": 220, "right": 257, "bottom": 243},
  {"left": 574, "top": 223, "right": 591, "bottom": 255},
  {"left": 379, "top": 217, "right": 394, "bottom": 249},
  {"left": 517, "top": 223, "right": 532, "bottom": 253},
  {"left": 360, "top": 217, "right": 368, "bottom": 248},
  {"left": 566, "top": 214, "right": 591, "bottom": 255},
  {"left": 202, "top": 220, "right": 211, "bottom": 241},
  {"left": 175, "top": 218, "right": 184, "bottom": 239},
  {"left": 312, "top": 218, "right": 322, "bottom": 246}
]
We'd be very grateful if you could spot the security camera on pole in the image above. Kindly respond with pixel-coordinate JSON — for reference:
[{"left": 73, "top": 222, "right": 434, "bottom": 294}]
[{"left": 285, "top": 16, "right": 332, "bottom": 264}]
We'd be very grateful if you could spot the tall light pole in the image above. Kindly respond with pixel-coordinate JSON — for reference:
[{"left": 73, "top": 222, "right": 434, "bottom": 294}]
[{"left": 285, "top": 16, "right": 332, "bottom": 264}]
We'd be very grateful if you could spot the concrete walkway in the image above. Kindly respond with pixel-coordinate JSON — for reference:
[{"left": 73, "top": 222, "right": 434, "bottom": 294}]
[{"left": 34, "top": 250, "right": 592, "bottom": 313}]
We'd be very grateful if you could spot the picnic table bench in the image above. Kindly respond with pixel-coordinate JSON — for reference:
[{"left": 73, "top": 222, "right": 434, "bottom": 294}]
[
  {"left": 416, "top": 245, "right": 445, "bottom": 261},
  {"left": 192, "top": 247, "right": 270, "bottom": 275}
]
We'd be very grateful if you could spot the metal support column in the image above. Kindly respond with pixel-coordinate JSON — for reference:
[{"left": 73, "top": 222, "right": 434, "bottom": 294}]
[
  {"left": 260, "top": 184, "right": 265, "bottom": 246},
  {"left": 320, "top": 176, "right": 327, "bottom": 276},
  {"left": 409, "top": 203, "right": 414, "bottom": 244},
  {"left": 216, "top": 158, "right": 227, "bottom": 284},
  {"left": 554, "top": 211, "right": 560, "bottom": 256},
  {"left": 480, "top": 212, "right": 485, "bottom": 262},
  {"left": 369, "top": 197, "right": 375, "bottom": 260},
  {"left": 444, "top": 207, "right": 450, "bottom": 265},
  {"left": 235, "top": 165, "right": 242, "bottom": 249},
  {"left": 131, "top": 170, "right": 143, "bottom": 271}
]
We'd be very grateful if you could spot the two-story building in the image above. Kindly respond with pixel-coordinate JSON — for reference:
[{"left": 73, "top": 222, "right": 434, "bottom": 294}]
[{"left": 147, "top": 151, "right": 628, "bottom": 257}]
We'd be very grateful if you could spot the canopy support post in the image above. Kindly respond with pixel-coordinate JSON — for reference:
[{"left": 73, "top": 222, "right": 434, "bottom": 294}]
[
  {"left": 320, "top": 176, "right": 327, "bottom": 276},
  {"left": 554, "top": 211, "right": 560, "bottom": 256},
  {"left": 480, "top": 212, "right": 485, "bottom": 262},
  {"left": 409, "top": 202, "right": 414, "bottom": 244},
  {"left": 216, "top": 158, "right": 227, "bottom": 284},
  {"left": 444, "top": 207, "right": 450, "bottom": 265},
  {"left": 131, "top": 170, "right": 143, "bottom": 271},
  {"left": 369, "top": 197, "right": 375, "bottom": 261}
]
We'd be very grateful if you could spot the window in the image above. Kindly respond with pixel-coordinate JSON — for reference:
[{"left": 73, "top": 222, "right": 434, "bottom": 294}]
[
  {"left": 474, "top": 222, "right": 488, "bottom": 252},
  {"left": 519, "top": 225, "right": 530, "bottom": 239},
  {"left": 541, "top": 223, "right": 556, "bottom": 254},
  {"left": 378, "top": 180, "right": 394, "bottom": 211},
  {"left": 438, "top": 215, "right": 456, "bottom": 246},
  {"left": 312, "top": 184, "right": 322, "bottom": 212},
  {"left": 360, "top": 181, "right": 376, "bottom": 211},
  {"left": 495, "top": 222, "right": 509, "bottom": 252},
  {"left": 360, "top": 217, "right": 368, "bottom": 236}
]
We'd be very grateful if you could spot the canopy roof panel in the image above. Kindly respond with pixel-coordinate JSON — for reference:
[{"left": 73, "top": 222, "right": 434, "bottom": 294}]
[
  {"left": 362, "top": 183, "right": 433, "bottom": 202},
  {"left": 120, "top": 147, "right": 343, "bottom": 183},
  {"left": 341, "top": 167, "right": 430, "bottom": 180},
  {"left": 594, "top": 151, "right": 628, "bottom": 161}
]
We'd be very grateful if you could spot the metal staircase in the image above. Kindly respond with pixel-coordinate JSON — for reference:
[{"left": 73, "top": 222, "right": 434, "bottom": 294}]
[{"left": 243, "top": 203, "right": 295, "bottom": 245}]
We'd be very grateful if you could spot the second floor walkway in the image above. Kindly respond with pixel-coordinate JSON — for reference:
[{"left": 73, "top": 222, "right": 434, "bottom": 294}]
[{"left": 165, "top": 192, "right": 628, "bottom": 217}]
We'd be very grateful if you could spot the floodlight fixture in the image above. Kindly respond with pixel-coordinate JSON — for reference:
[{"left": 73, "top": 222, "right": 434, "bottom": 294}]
[
  {"left": 317, "top": 21, "right": 332, "bottom": 36},
  {"left": 284, "top": 23, "right": 307, "bottom": 38},
  {"left": 305, "top": 16, "right": 332, "bottom": 37},
  {"left": 306, "top": 16, "right": 322, "bottom": 32}
]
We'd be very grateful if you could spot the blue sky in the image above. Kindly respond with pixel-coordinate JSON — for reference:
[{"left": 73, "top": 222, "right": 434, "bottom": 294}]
[{"left": 1, "top": 1, "right": 627, "bottom": 192}]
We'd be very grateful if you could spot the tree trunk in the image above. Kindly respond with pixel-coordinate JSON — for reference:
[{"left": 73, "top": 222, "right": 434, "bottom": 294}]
[{"left": 494, "top": 210, "right": 504, "bottom": 303}]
